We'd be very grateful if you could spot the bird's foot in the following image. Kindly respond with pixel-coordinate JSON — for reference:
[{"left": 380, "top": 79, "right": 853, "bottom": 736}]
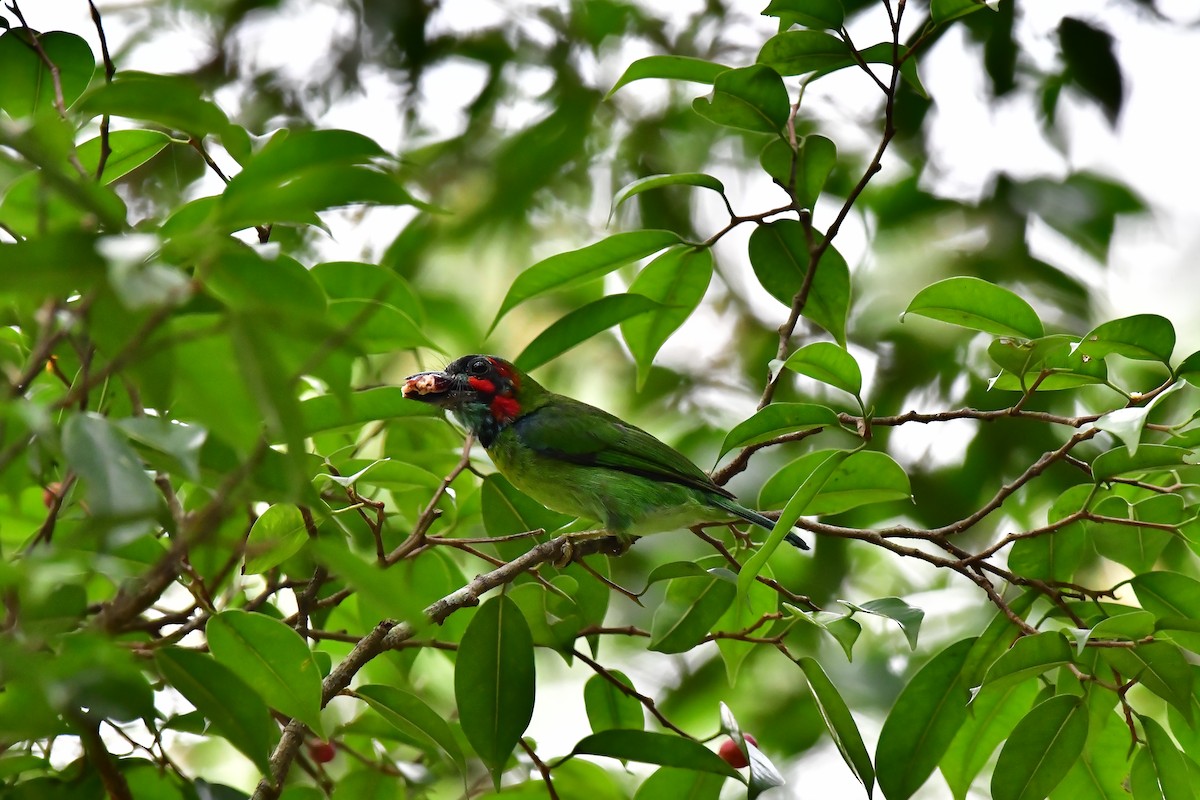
[{"left": 552, "top": 529, "right": 630, "bottom": 567}]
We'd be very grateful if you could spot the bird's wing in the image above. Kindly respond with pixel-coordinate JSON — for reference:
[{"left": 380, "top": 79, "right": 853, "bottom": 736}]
[{"left": 512, "top": 396, "right": 733, "bottom": 498}]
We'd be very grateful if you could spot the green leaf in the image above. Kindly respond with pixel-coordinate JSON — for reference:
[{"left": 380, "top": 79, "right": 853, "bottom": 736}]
[
  {"left": 326, "top": 298, "right": 438, "bottom": 353},
  {"left": 481, "top": 473, "right": 574, "bottom": 560},
  {"left": 649, "top": 570, "right": 737, "bottom": 654},
  {"left": 633, "top": 767, "right": 725, "bottom": 800},
  {"left": 762, "top": 0, "right": 845, "bottom": 30},
  {"left": 1094, "top": 381, "right": 1183, "bottom": 456},
  {"left": 718, "top": 403, "right": 841, "bottom": 460},
  {"left": 1140, "top": 715, "right": 1193, "bottom": 800},
  {"left": 875, "top": 638, "right": 974, "bottom": 800},
  {"left": 797, "top": 657, "right": 875, "bottom": 795},
  {"left": 979, "top": 632, "right": 1072, "bottom": 694},
  {"left": 757, "top": 33, "right": 926, "bottom": 95},
  {"left": 932, "top": 0, "right": 990, "bottom": 23},
  {"left": 1049, "top": 704, "right": 1130, "bottom": 800},
  {"left": 301, "top": 387, "right": 440, "bottom": 436},
  {"left": 515, "top": 293, "right": 663, "bottom": 372},
  {"left": 611, "top": 174, "right": 726, "bottom": 220},
  {"left": 988, "top": 339, "right": 1109, "bottom": 392},
  {"left": 455, "top": 596, "right": 536, "bottom": 786},
  {"left": 942, "top": 680, "right": 1039, "bottom": 800},
  {"left": 0, "top": 233, "right": 105, "bottom": 296},
  {"left": 1131, "top": 571, "right": 1200, "bottom": 653},
  {"left": 1083, "top": 611, "right": 1155, "bottom": 652},
  {"left": 991, "top": 695, "right": 1088, "bottom": 800},
  {"left": 760, "top": 135, "right": 838, "bottom": 211},
  {"left": 114, "top": 416, "right": 206, "bottom": 482},
  {"left": 571, "top": 730, "right": 741, "bottom": 779},
  {"left": 1076, "top": 314, "right": 1175, "bottom": 365},
  {"left": 692, "top": 64, "right": 790, "bottom": 134},
  {"left": 62, "top": 413, "right": 159, "bottom": 540},
  {"left": 796, "top": 610, "right": 862, "bottom": 660},
  {"left": 759, "top": 449, "right": 911, "bottom": 514},
  {"left": 775, "top": 341, "right": 862, "bottom": 396},
  {"left": 155, "top": 647, "right": 277, "bottom": 773},
  {"left": 1091, "top": 444, "right": 1192, "bottom": 482},
  {"left": 960, "top": 590, "right": 1039, "bottom": 686},
  {"left": 987, "top": 334, "right": 1076, "bottom": 376},
  {"left": 77, "top": 130, "right": 172, "bottom": 184},
  {"left": 243, "top": 503, "right": 309, "bottom": 574},
  {"left": 607, "top": 56, "right": 729, "bottom": 98},
  {"left": 718, "top": 703, "right": 784, "bottom": 799},
  {"left": 356, "top": 685, "right": 466, "bottom": 776},
  {"left": 842, "top": 597, "right": 924, "bottom": 650},
  {"left": 491, "top": 230, "right": 681, "bottom": 331},
  {"left": 1008, "top": 523, "right": 1086, "bottom": 582},
  {"left": 78, "top": 71, "right": 231, "bottom": 136},
  {"left": 0, "top": 29, "right": 95, "bottom": 118},
  {"left": 756, "top": 30, "right": 851, "bottom": 74},
  {"left": 904, "top": 277, "right": 1044, "bottom": 339},
  {"left": 748, "top": 220, "right": 851, "bottom": 344},
  {"left": 738, "top": 449, "right": 850, "bottom": 598},
  {"left": 311, "top": 261, "right": 425, "bottom": 324},
  {"left": 1101, "top": 643, "right": 1193, "bottom": 723},
  {"left": 622, "top": 247, "right": 714, "bottom": 389},
  {"left": 583, "top": 672, "right": 644, "bottom": 733},
  {"left": 1176, "top": 350, "right": 1200, "bottom": 386},
  {"left": 206, "top": 610, "right": 324, "bottom": 735}
]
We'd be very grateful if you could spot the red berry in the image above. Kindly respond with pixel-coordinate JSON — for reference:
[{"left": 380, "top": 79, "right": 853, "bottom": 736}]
[
  {"left": 43, "top": 482, "right": 62, "bottom": 508},
  {"left": 718, "top": 734, "right": 758, "bottom": 769},
  {"left": 308, "top": 741, "right": 336, "bottom": 763}
]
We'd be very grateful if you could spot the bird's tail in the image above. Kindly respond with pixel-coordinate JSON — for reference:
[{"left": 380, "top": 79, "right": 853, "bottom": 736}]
[{"left": 710, "top": 495, "right": 810, "bottom": 551}]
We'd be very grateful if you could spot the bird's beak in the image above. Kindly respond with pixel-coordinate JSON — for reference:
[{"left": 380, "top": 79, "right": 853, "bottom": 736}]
[{"left": 402, "top": 370, "right": 457, "bottom": 406}]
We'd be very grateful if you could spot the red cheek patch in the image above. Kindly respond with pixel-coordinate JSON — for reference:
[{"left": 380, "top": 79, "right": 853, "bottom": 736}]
[
  {"left": 490, "top": 394, "right": 521, "bottom": 423},
  {"left": 468, "top": 376, "right": 496, "bottom": 393}
]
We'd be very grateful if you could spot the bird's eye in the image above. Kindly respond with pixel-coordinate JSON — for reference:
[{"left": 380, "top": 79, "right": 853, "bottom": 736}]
[{"left": 470, "top": 358, "right": 490, "bottom": 376}]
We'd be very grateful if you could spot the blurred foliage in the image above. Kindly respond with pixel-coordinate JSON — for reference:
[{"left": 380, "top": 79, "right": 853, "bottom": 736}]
[{"left": 1, "top": 0, "right": 1198, "bottom": 799}]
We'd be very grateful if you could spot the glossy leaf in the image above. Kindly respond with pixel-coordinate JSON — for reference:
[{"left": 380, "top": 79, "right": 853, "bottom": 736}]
[
  {"left": 759, "top": 449, "right": 911, "bottom": 514},
  {"left": 1101, "top": 643, "right": 1193, "bottom": 723},
  {"left": 583, "top": 672, "right": 644, "bottom": 733},
  {"left": 622, "top": 247, "right": 714, "bottom": 389},
  {"left": 842, "top": 597, "right": 924, "bottom": 650},
  {"left": 748, "top": 220, "right": 851, "bottom": 344},
  {"left": 1076, "top": 314, "right": 1175, "bottom": 365},
  {"left": 633, "top": 767, "right": 725, "bottom": 800},
  {"left": 0, "top": 29, "right": 95, "bottom": 118},
  {"left": 79, "top": 71, "right": 231, "bottom": 136},
  {"left": 1049, "top": 704, "right": 1130, "bottom": 800},
  {"left": 356, "top": 685, "right": 466, "bottom": 775},
  {"left": 718, "top": 403, "right": 841, "bottom": 460},
  {"left": 692, "top": 65, "right": 790, "bottom": 134},
  {"left": 611, "top": 173, "right": 726, "bottom": 219},
  {"left": 206, "top": 610, "right": 324, "bottom": 734},
  {"left": 904, "top": 277, "right": 1043, "bottom": 339},
  {"left": 301, "top": 387, "right": 440, "bottom": 436},
  {"left": 775, "top": 341, "right": 862, "bottom": 396},
  {"left": 571, "top": 730, "right": 741, "bottom": 779},
  {"left": 1091, "top": 444, "right": 1192, "bottom": 482},
  {"left": 756, "top": 30, "right": 851, "bottom": 74},
  {"left": 760, "top": 134, "right": 838, "bottom": 211},
  {"left": 491, "top": 230, "right": 681, "bottom": 331},
  {"left": 607, "top": 55, "right": 728, "bottom": 98},
  {"left": 719, "top": 703, "right": 785, "bottom": 798},
  {"left": 797, "top": 610, "right": 863, "bottom": 660},
  {"left": 1008, "top": 523, "right": 1086, "bottom": 582},
  {"left": 762, "top": 0, "right": 845, "bottom": 30},
  {"left": 797, "top": 657, "right": 875, "bottom": 795},
  {"left": 62, "top": 413, "right": 159, "bottom": 540},
  {"left": 991, "top": 695, "right": 1088, "bottom": 800},
  {"left": 77, "top": 130, "right": 172, "bottom": 184},
  {"left": 1139, "top": 715, "right": 1193, "bottom": 800},
  {"left": 739, "top": 449, "right": 850, "bottom": 599},
  {"left": 155, "top": 647, "right": 276, "bottom": 773},
  {"left": 875, "top": 638, "right": 974, "bottom": 800},
  {"left": 455, "top": 596, "right": 536, "bottom": 785},
  {"left": 979, "top": 632, "right": 1072, "bottom": 693},
  {"left": 649, "top": 569, "right": 736, "bottom": 654},
  {"left": 244, "top": 503, "right": 308, "bottom": 574},
  {"left": 515, "top": 293, "right": 662, "bottom": 372},
  {"left": 942, "top": 680, "right": 1039, "bottom": 800},
  {"left": 1131, "top": 571, "right": 1200, "bottom": 649},
  {"left": 932, "top": 0, "right": 990, "bottom": 23}
]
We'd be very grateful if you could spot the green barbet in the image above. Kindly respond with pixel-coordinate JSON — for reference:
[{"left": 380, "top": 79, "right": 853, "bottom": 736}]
[{"left": 402, "top": 355, "right": 808, "bottom": 551}]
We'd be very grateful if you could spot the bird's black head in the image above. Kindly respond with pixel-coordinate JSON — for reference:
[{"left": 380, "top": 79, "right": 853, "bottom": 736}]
[{"left": 403, "top": 355, "right": 526, "bottom": 444}]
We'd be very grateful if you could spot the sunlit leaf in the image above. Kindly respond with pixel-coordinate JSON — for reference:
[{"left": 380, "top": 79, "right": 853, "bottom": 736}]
[{"left": 904, "top": 277, "right": 1043, "bottom": 339}]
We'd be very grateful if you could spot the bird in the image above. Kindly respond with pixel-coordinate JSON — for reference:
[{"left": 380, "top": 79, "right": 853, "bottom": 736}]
[{"left": 402, "top": 354, "right": 809, "bottom": 553}]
